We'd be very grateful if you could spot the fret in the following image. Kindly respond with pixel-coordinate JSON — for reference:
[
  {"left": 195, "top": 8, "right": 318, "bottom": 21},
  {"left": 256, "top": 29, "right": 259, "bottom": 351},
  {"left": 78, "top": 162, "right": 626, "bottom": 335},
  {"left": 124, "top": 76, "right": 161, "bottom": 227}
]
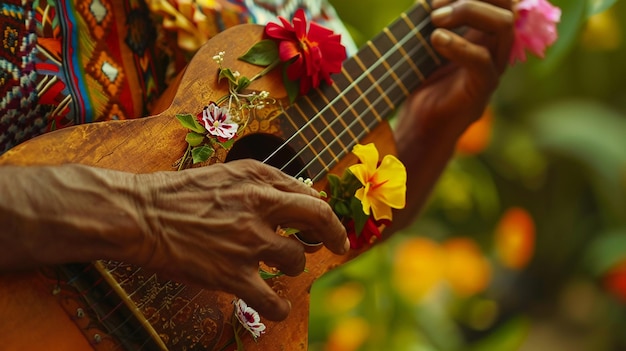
[
  {"left": 299, "top": 95, "right": 341, "bottom": 163},
  {"left": 315, "top": 86, "right": 359, "bottom": 144},
  {"left": 417, "top": 0, "right": 432, "bottom": 12},
  {"left": 400, "top": 12, "right": 441, "bottom": 66},
  {"left": 366, "top": 42, "right": 411, "bottom": 98},
  {"left": 383, "top": 27, "right": 425, "bottom": 81},
  {"left": 276, "top": 1, "right": 442, "bottom": 180},
  {"left": 304, "top": 92, "right": 358, "bottom": 163},
  {"left": 280, "top": 108, "right": 329, "bottom": 178},
  {"left": 351, "top": 54, "right": 396, "bottom": 113},
  {"left": 327, "top": 69, "right": 371, "bottom": 134}
]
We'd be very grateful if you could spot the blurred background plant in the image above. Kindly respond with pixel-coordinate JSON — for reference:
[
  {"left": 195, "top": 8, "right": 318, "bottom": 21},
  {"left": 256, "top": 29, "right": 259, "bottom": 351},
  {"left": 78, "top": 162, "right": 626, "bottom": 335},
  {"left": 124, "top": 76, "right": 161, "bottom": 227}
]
[{"left": 308, "top": 0, "right": 626, "bottom": 350}]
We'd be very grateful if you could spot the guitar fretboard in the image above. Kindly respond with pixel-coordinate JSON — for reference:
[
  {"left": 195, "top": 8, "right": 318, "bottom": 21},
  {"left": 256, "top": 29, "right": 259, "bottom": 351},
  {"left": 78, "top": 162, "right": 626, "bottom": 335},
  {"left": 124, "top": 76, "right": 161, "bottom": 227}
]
[{"left": 274, "top": 0, "right": 441, "bottom": 181}]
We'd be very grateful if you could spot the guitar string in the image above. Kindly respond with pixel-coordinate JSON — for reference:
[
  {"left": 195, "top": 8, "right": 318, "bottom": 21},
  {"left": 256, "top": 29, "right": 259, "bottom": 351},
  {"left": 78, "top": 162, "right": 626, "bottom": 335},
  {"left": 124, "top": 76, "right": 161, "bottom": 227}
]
[
  {"left": 261, "top": 12, "right": 434, "bottom": 180},
  {"left": 104, "top": 7, "right": 435, "bottom": 350},
  {"left": 278, "top": 21, "right": 435, "bottom": 181},
  {"left": 305, "top": 42, "right": 437, "bottom": 183}
]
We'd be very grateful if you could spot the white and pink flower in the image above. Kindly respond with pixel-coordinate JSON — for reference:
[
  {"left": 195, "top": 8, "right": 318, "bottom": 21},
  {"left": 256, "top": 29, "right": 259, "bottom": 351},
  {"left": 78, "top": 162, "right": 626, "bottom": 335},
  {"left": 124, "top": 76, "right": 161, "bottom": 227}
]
[
  {"left": 197, "top": 102, "right": 239, "bottom": 142},
  {"left": 510, "top": 0, "right": 561, "bottom": 64},
  {"left": 233, "top": 299, "right": 266, "bottom": 340}
]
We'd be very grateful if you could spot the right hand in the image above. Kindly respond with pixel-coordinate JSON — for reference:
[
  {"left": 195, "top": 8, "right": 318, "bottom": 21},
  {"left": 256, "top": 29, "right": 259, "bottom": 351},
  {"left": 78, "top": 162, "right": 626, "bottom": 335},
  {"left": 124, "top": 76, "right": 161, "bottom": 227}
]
[{"left": 133, "top": 159, "right": 349, "bottom": 321}]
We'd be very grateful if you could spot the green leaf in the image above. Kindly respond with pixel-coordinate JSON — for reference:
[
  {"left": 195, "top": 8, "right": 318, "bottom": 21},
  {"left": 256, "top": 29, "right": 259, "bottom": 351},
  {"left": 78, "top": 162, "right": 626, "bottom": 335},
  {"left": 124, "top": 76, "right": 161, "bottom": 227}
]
[
  {"left": 350, "top": 197, "right": 369, "bottom": 235},
  {"left": 587, "top": 0, "right": 618, "bottom": 16},
  {"left": 282, "top": 64, "right": 300, "bottom": 104},
  {"left": 259, "top": 269, "right": 285, "bottom": 280},
  {"left": 535, "top": 0, "right": 587, "bottom": 74},
  {"left": 185, "top": 132, "right": 205, "bottom": 147},
  {"left": 585, "top": 229, "right": 626, "bottom": 276},
  {"left": 469, "top": 317, "right": 531, "bottom": 351},
  {"left": 530, "top": 99, "right": 626, "bottom": 222},
  {"left": 176, "top": 113, "right": 205, "bottom": 134},
  {"left": 191, "top": 145, "right": 214, "bottom": 164},
  {"left": 327, "top": 174, "right": 342, "bottom": 197},
  {"left": 237, "top": 76, "right": 251, "bottom": 92},
  {"left": 281, "top": 227, "right": 300, "bottom": 236},
  {"left": 219, "top": 137, "right": 236, "bottom": 150},
  {"left": 334, "top": 201, "right": 350, "bottom": 217},
  {"left": 239, "top": 39, "right": 279, "bottom": 66},
  {"left": 218, "top": 68, "right": 238, "bottom": 85}
]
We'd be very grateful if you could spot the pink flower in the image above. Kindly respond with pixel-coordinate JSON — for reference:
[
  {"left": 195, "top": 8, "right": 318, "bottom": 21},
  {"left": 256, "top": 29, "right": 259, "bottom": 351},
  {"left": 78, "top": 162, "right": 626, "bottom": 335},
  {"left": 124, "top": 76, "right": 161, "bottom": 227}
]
[
  {"left": 509, "top": 0, "right": 561, "bottom": 64},
  {"left": 197, "top": 102, "right": 238, "bottom": 142},
  {"left": 233, "top": 299, "right": 266, "bottom": 339},
  {"left": 265, "top": 9, "right": 346, "bottom": 95}
]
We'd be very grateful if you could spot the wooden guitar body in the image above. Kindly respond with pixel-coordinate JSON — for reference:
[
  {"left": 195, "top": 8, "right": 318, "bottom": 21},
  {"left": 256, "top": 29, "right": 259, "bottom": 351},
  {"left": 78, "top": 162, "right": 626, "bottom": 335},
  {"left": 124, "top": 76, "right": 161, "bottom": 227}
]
[{"left": 0, "top": 24, "right": 397, "bottom": 350}]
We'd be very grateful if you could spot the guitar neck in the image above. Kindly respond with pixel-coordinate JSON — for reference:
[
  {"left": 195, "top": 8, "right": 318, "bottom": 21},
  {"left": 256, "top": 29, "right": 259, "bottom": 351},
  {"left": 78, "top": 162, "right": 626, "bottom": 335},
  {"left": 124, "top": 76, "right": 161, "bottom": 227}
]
[{"left": 279, "top": 0, "right": 441, "bottom": 182}]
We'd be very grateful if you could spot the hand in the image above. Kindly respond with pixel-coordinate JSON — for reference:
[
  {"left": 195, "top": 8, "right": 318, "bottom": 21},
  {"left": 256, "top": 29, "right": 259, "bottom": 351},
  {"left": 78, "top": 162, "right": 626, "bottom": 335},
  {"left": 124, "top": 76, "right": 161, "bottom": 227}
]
[
  {"left": 134, "top": 159, "right": 349, "bottom": 321},
  {"left": 389, "top": 0, "right": 514, "bottom": 230},
  {"left": 399, "top": 0, "right": 514, "bottom": 139}
]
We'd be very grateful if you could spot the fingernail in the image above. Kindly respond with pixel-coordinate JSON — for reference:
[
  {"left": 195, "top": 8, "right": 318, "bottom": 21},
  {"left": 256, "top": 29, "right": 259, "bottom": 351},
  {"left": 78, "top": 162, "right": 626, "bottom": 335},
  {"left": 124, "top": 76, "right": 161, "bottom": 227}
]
[
  {"left": 432, "top": 29, "right": 452, "bottom": 46},
  {"left": 343, "top": 238, "right": 351, "bottom": 253},
  {"left": 431, "top": 5, "right": 453, "bottom": 21}
]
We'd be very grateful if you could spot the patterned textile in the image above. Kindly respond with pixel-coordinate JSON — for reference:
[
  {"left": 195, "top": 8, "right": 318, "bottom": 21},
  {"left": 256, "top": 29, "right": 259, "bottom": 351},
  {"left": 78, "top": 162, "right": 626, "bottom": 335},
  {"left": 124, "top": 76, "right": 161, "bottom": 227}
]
[{"left": 0, "top": 0, "right": 353, "bottom": 154}]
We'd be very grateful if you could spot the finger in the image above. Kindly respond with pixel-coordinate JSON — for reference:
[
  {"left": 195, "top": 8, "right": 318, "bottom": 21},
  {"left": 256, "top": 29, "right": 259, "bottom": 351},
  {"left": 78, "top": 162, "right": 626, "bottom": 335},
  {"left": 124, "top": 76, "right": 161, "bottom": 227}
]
[
  {"left": 237, "top": 271, "right": 291, "bottom": 321},
  {"left": 430, "top": 0, "right": 514, "bottom": 72},
  {"left": 269, "top": 193, "right": 349, "bottom": 255},
  {"left": 242, "top": 160, "right": 322, "bottom": 198},
  {"left": 258, "top": 233, "right": 306, "bottom": 277},
  {"left": 431, "top": 28, "right": 498, "bottom": 96}
]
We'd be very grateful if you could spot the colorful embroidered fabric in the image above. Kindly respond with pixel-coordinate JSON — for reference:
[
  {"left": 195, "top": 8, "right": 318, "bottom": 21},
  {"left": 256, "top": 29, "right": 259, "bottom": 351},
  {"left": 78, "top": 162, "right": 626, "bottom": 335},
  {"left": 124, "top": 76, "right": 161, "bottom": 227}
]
[{"left": 0, "top": 0, "right": 354, "bottom": 154}]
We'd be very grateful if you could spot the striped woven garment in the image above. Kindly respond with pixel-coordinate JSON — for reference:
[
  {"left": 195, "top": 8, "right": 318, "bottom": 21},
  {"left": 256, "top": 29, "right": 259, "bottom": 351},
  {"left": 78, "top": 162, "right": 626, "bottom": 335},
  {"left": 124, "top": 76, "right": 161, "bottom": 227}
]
[{"left": 0, "top": 0, "right": 353, "bottom": 154}]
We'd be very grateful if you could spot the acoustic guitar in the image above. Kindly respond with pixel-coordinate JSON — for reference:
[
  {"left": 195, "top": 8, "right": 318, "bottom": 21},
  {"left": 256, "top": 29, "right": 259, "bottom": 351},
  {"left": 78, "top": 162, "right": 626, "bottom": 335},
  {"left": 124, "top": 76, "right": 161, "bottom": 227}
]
[{"left": 0, "top": 1, "right": 443, "bottom": 349}]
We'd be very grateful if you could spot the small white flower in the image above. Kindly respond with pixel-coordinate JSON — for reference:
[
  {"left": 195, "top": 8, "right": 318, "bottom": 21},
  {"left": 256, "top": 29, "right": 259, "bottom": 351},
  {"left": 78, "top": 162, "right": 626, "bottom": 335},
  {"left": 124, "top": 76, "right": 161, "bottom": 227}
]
[
  {"left": 212, "top": 51, "right": 225, "bottom": 65},
  {"left": 297, "top": 177, "right": 313, "bottom": 187},
  {"left": 233, "top": 299, "right": 266, "bottom": 340}
]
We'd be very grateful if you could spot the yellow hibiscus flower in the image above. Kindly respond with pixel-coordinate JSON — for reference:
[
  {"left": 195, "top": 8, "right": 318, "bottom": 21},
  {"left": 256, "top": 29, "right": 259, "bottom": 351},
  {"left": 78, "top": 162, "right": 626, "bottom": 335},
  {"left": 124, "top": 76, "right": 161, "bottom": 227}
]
[{"left": 348, "top": 143, "right": 407, "bottom": 221}]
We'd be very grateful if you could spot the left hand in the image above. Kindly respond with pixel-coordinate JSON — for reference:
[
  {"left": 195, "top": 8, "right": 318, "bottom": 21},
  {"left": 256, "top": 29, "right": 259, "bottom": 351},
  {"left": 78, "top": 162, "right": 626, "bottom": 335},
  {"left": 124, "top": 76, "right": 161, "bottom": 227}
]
[
  {"left": 390, "top": 0, "right": 514, "bottom": 230},
  {"left": 398, "top": 0, "right": 514, "bottom": 140}
]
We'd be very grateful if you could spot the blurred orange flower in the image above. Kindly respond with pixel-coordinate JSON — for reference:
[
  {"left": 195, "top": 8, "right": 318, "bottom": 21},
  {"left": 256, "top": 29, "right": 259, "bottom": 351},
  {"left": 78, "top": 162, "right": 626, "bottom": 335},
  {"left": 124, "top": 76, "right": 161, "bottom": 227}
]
[
  {"left": 392, "top": 236, "right": 491, "bottom": 303},
  {"left": 494, "top": 207, "right": 535, "bottom": 270},
  {"left": 456, "top": 106, "right": 494, "bottom": 155}
]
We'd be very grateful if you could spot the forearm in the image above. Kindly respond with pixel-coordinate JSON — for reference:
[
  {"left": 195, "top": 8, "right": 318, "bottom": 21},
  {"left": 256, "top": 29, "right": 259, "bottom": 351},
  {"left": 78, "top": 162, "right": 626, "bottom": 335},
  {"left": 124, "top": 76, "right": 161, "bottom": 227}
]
[
  {"left": 387, "top": 107, "right": 468, "bottom": 233},
  {"left": 0, "top": 164, "right": 149, "bottom": 270}
]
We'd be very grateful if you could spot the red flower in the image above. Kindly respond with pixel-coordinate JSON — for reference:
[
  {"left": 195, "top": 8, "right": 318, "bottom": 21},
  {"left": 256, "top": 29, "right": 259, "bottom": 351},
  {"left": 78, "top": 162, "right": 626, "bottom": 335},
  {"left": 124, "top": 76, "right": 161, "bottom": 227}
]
[
  {"left": 346, "top": 218, "right": 390, "bottom": 249},
  {"left": 265, "top": 9, "right": 346, "bottom": 95}
]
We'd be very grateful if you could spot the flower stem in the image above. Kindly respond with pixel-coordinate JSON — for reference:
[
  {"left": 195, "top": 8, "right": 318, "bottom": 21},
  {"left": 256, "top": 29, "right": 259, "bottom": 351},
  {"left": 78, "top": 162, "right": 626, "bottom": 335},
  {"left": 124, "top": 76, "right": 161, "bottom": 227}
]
[
  {"left": 249, "top": 59, "right": 281, "bottom": 83},
  {"left": 178, "top": 144, "right": 191, "bottom": 171}
]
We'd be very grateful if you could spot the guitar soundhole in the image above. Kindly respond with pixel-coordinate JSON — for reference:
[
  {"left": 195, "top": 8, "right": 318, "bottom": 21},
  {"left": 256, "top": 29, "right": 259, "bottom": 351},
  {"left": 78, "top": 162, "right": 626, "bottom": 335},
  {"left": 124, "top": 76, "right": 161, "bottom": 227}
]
[{"left": 225, "top": 134, "right": 309, "bottom": 179}]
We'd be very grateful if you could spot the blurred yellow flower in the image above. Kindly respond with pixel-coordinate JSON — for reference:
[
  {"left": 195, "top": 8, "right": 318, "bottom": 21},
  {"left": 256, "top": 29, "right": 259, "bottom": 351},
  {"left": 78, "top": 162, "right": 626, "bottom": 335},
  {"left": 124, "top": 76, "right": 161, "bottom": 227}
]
[
  {"left": 348, "top": 143, "right": 406, "bottom": 221},
  {"left": 495, "top": 207, "right": 535, "bottom": 270},
  {"left": 581, "top": 8, "right": 622, "bottom": 51},
  {"left": 443, "top": 238, "right": 492, "bottom": 297},
  {"left": 393, "top": 237, "right": 445, "bottom": 304},
  {"left": 325, "top": 316, "right": 370, "bottom": 351},
  {"left": 393, "top": 236, "right": 492, "bottom": 304}
]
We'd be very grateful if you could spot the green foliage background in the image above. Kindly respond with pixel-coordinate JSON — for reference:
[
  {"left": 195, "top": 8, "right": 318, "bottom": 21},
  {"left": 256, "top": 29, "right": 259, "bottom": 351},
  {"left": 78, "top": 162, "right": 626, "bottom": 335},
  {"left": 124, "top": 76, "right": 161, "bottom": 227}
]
[{"left": 308, "top": 0, "right": 626, "bottom": 350}]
